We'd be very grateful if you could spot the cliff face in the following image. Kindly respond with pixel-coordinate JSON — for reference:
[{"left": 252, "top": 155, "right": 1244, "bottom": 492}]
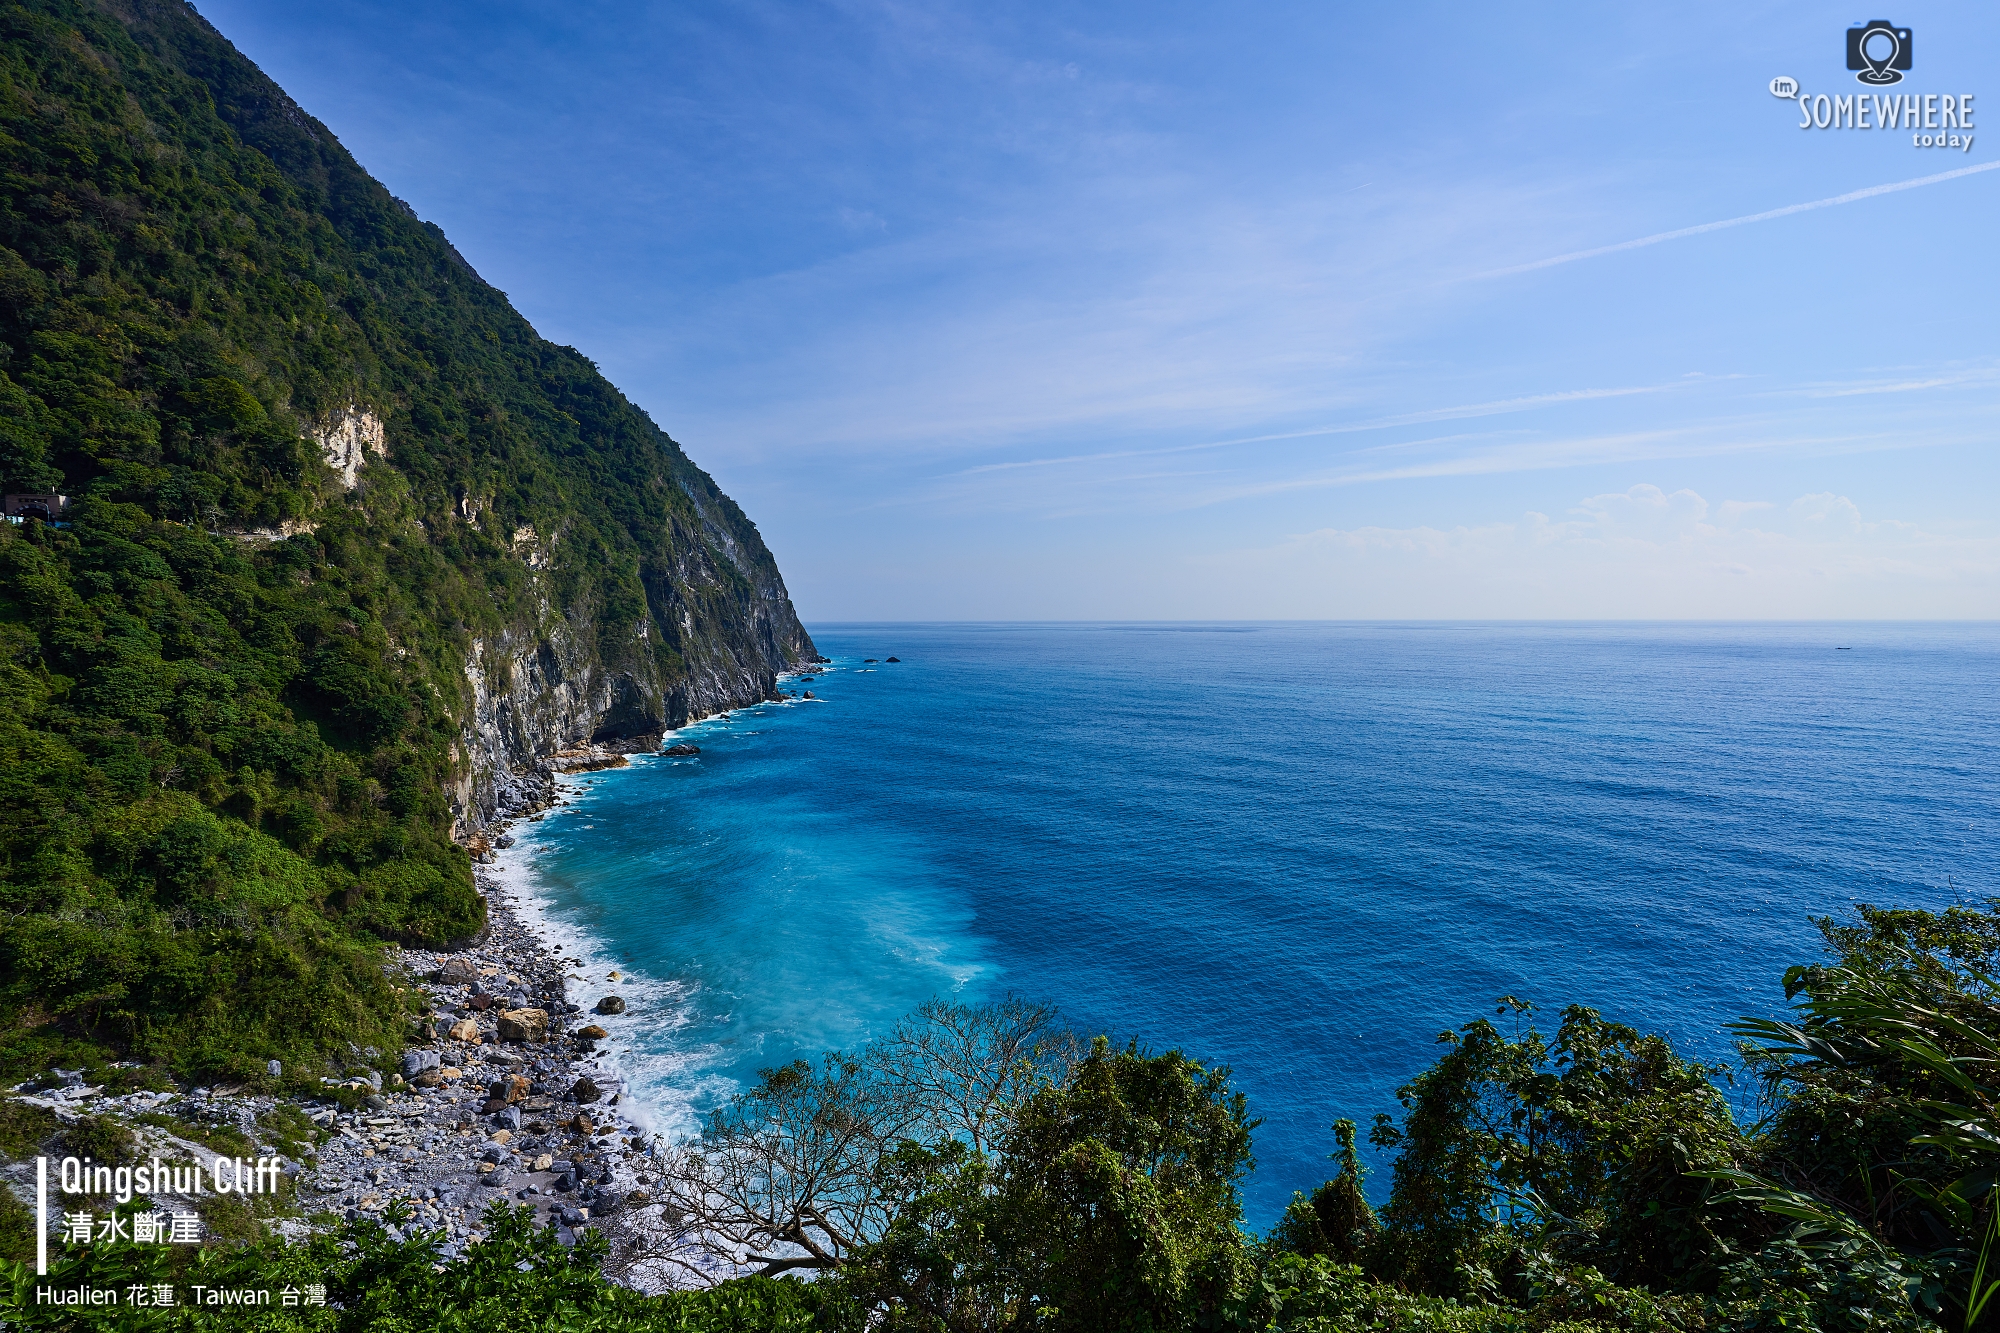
[
  {"left": 451, "top": 487, "right": 817, "bottom": 838},
  {"left": 0, "top": 0, "right": 815, "bottom": 1080},
  {"left": 81, "top": 0, "right": 820, "bottom": 842}
]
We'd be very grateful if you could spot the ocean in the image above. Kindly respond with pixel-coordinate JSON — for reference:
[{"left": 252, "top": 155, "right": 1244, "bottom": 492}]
[{"left": 496, "top": 621, "right": 2000, "bottom": 1226}]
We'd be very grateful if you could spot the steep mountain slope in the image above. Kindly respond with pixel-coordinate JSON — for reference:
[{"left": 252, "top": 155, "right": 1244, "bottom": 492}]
[{"left": 0, "top": 0, "right": 813, "bottom": 1082}]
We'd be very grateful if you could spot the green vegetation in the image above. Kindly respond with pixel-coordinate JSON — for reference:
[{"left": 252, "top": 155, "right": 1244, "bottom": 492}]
[
  {"left": 0, "top": 1097, "right": 55, "bottom": 1159},
  {"left": 58, "top": 1113, "right": 132, "bottom": 1165},
  {"left": 7, "top": 1201, "right": 851, "bottom": 1329},
  {"left": 630, "top": 904, "right": 1995, "bottom": 1331},
  {"left": 133, "top": 1110, "right": 253, "bottom": 1159},
  {"left": 8, "top": 900, "right": 1997, "bottom": 1330},
  {"left": 0, "top": 0, "right": 804, "bottom": 1089},
  {"left": 257, "top": 1103, "right": 320, "bottom": 1160}
]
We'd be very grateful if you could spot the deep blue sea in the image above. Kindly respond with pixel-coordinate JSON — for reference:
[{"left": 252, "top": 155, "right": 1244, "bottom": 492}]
[{"left": 500, "top": 622, "right": 2000, "bottom": 1226}]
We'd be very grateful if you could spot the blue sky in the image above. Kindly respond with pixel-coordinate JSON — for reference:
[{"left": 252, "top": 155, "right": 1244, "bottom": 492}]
[{"left": 202, "top": 1, "right": 2000, "bottom": 618}]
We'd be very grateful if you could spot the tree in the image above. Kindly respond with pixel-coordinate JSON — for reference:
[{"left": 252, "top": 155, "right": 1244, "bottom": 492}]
[
  {"left": 1360, "top": 998, "right": 1742, "bottom": 1298},
  {"left": 645, "top": 999, "right": 1080, "bottom": 1287},
  {"left": 1271, "top": 1118, "right": 1378, "bottom": 1264},
  {"left": 842, "top": 1037, "right": 1257, "bottom": 1333},
  {"left": 652, "top": 1053, "right": 896, "bottom": 1282},
  {"left": 869, "top": 997, "right": 1083, "bottom": 1156},
  {"left": 1719, "top": 902, "right": 2000, "bottom": 1330}
]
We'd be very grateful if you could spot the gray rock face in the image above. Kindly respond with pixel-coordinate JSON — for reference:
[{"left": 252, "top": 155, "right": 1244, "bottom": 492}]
[
  {"left": 594, "top": 996, "right": 625, "bottom": 1015},
  {"left": 445, "top": 483, "right": 818, "bottom": 847}
]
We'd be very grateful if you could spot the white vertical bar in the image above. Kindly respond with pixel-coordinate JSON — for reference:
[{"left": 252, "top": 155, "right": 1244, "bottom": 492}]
[{"left": 37, "top": 1155, "right": 46, "bottom": 1276}]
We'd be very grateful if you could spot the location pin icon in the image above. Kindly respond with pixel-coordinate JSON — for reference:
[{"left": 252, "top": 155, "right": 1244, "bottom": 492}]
[{"left": 1856, "top": 24, "right": 1902, "bottom": 84}]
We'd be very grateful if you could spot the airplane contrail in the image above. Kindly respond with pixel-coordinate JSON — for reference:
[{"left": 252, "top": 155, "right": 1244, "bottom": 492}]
[{"left": 1479, "top": 158, "right": 2000, "bottom": 279}]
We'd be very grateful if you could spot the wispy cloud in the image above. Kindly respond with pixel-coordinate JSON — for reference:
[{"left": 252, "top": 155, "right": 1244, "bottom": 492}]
[
  {"left": 1171, "top": 417, "right": 1991, "bottom": 513},
  {"left": 1791, "top": 362, "right": 2000, "bottom": 398},
  {"left": 1200, "top": 485, "right": 2000, "bottom": 618},
  {"left": 954, "top": 382, "right": 1687, "bottom": 476},
  {"left": 870, "top": 377, "right": 1997, "bottom": 524},
  {"left": 1474, "top": 161, "right": 2000, "bottom": 281}
]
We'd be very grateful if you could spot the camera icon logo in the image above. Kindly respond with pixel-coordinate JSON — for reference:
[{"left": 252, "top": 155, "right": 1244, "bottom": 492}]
[{"left": 1846, "top": 20, "right": 1912, "bottom": 85}]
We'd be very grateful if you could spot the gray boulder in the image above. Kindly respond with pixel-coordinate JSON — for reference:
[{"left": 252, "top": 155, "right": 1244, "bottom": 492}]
[{"left": 400, "top": 1050, "right": 442, "bottom": 1078}]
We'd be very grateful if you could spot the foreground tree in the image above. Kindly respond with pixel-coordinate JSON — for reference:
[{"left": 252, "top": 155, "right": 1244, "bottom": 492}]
[
  {"left": 871, "top": 997, "right": 1085, "bottom": 1155},
  {"left": 1251, "top": 903, "right": 2000, "bottom": 1332},
  {"left": 1358, "top": 997, "right": 1745, "bottom": 1299},
  {"left": 651, "top": 1053, "right": 895, "bottom": 1281},
  {"left": 840, "top": 1037, "right": 1257, "bottom": 1332},
  {"left": 985, "top": 1038, "right": 1256, "bottom": 1330},
  {"left": 645, "top": 998, "right": 1079, "bottom": 1284},
  {"left": 643, "top": 902, "right": 2000, "bottom": 1331},
  {"left": 1719, "top": 903, "right": 2000, "bottom": 1330},
  {"left": 1270, "top": 1118, "right": 1378, "bottom": 1265}
]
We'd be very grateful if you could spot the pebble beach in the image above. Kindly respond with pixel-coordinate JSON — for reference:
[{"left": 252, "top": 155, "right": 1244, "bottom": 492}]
[{"left": 6, "top": 749, "right": 681, "bottom": 1273}]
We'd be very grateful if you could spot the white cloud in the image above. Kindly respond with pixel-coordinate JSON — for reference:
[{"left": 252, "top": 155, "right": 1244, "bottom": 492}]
[
  {"left": 1198, "top": 485, "right": 2000, "bottom": 618},
  {"left": 1572, "top": 483, "right": 1709, "bottom": 542},
  {"left": 1786, "top": 492, "right": 1864, "bottom": 539}
]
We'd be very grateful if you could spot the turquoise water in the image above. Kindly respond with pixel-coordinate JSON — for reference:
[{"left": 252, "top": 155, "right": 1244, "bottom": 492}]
[{"left": 502, "top": 622, "right": 2000, "bottom": 1225}]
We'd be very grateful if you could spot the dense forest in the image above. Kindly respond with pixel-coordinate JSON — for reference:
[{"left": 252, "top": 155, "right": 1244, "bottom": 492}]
[{"left": 0, "top": 0, "right": 805, "bottom": 1092}]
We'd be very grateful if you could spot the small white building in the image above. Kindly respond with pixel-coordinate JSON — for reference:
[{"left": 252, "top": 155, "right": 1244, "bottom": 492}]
[{"left": 3, "top": 493, "right": 67, "bottom": 523}]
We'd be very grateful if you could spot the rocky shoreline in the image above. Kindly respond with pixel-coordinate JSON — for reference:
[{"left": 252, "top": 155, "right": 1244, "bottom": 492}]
[
  {"left": 294, "top": 864, "right": 658, "bottom": 1259},
  {"left": 3, "top": 867, "right": 666, "bottom": 1266},
  {"left": 6, "top": 678, "right": 837, "bottom": 1280},
  {"left": 301, "top": 694, "right": 831, "bottom": 1267}
]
